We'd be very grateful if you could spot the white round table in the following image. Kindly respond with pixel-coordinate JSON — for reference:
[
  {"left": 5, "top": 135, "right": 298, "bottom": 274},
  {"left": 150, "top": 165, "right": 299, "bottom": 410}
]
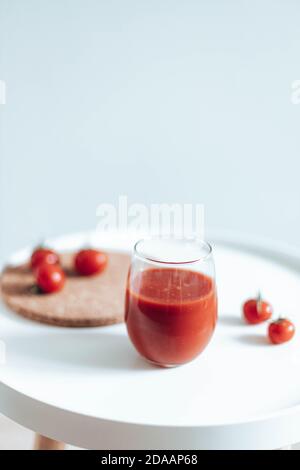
[{"left": 0, "top": 231, "right": 300, "bottom": 450}]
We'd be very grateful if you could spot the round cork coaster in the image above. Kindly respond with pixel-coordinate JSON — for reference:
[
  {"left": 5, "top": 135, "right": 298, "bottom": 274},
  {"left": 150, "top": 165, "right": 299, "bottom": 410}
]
[{"left": 0, "top": 251, "right": 131, "bottom": 327}]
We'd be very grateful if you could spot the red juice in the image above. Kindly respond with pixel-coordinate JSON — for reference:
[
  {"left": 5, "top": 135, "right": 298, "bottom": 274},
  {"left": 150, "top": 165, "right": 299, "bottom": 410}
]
[{"left": 125, "top": 268, "right": 217, "bottom": 366}]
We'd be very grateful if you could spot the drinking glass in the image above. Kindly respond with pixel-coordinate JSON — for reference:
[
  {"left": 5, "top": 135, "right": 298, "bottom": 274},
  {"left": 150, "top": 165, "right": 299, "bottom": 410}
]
[{"left": 125, "top": 237, "right": 217, "bottom": 367}]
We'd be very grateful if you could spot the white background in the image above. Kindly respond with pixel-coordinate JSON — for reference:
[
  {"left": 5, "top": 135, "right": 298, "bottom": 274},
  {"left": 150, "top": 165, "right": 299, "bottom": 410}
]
[{"left": 0, "top": 0, "right": 300, "bottom": 261}]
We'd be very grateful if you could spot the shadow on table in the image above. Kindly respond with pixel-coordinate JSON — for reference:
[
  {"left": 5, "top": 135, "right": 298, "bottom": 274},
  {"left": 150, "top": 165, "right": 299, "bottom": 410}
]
[
  {"left": 5, "top": 332, "right": 156, "bottom": 372},
  {"left": 234, "top": 333, "right": 270, "bottom": 347},
  {"left": 218, "top": 314, "right": 271, "bottom": 347},
  {"left": 218, "top": 314, "right": 244, "bottom": 327}
]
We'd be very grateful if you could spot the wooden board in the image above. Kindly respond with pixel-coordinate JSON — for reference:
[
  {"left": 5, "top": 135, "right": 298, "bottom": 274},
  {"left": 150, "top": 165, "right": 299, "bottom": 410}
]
[{"left": 0, "top": 251, "right": 131, "bottom": 327}]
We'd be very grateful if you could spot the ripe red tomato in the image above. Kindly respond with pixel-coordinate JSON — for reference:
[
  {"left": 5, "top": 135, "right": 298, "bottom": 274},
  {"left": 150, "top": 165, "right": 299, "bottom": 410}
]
[
  {"left": 268, "top": 318, "right": 295, "bottom": 345},
  {"left": 31, "top": 247, "right": 60, "bottom": 270},
  {"left": 74, "top": 249, "right": 108, "bottom": 276},
  {"left": 243, "top": 294, "right": 273, "bottom": 324},
  {"left": 36, "top": 264, "right": 65, "bottom": 294}
]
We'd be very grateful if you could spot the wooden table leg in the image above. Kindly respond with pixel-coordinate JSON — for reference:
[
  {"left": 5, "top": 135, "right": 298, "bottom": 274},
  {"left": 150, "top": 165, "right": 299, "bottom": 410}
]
[{"left": 34, "top": 434, "right": 65, "bottom": 450}]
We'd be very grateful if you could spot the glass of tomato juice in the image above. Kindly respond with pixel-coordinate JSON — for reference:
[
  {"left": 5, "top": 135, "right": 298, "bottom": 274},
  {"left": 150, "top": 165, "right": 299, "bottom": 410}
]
[{"left": 125, "top": 238, "right": 218, "bottom": 367}]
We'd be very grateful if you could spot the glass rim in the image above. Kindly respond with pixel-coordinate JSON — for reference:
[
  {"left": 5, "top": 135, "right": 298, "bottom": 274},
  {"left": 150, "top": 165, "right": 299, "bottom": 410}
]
[{"left": 133, "top": 237, "right": 213, "bottom": 265}]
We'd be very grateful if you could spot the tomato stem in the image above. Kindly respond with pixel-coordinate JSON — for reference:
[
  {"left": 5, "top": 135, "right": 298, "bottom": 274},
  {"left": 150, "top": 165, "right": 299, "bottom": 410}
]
[
  {"left": 257, "top": 290, "right": 262, "bottom": 314},
  {"left": 35, "top": 238, "right": 46, "bottom": 250}
]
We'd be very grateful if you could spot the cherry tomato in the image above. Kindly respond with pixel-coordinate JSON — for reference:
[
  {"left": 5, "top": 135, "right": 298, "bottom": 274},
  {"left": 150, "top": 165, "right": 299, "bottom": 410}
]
[
  {"left": 243, "top": 293, "right": 273, "bottom": 324},
  {"left": 268, "top": 318, "right": 295, "bottom": 345},
  {"left": 74, "top": 249, "right": 108, "bottom": 276},
  {"left": 36, "top": 264, "right": 65, "bottom": 294},
  {"left": 31, "top": 247, "right": 60, "bottom": 270}
]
